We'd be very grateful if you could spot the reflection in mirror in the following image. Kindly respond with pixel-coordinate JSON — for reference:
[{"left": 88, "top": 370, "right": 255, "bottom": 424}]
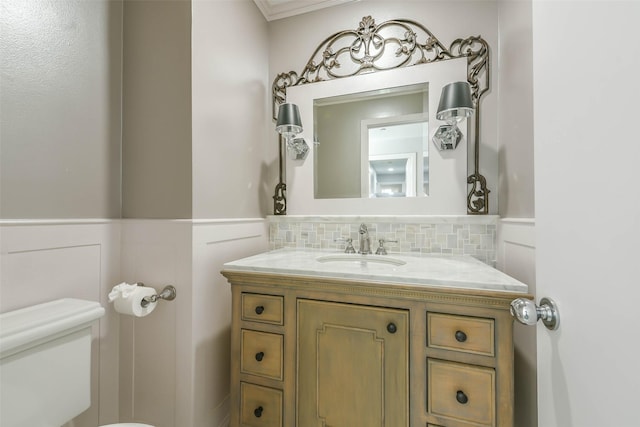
[
  {"left": 366, "top": 120, "right": 428, "bottom": 198},
  {"left": 368, "top": 153, "right": 416, "bottom": 198},
  {"left": 313, "top": 83, "right": 428, "bottom": 199}
]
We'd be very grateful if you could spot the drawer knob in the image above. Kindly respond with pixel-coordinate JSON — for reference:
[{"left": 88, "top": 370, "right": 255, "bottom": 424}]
[
  {"left": 255, "top": 305, "right": 265, "bottom": 315},
  {"left": 255, "top": 351, "right": 265, "bottom": 362},
  {"left": 455, "top": 330, "right": 467, "bottom": 342},
  {"left": 386, "top": 322, "right": 397, "bottom": 334},
  {"left": 254, "top": 406, "right": 263, "bottom": 418},
  {"left": 456, "top": 390, "right": 469, "bottom": 404}
]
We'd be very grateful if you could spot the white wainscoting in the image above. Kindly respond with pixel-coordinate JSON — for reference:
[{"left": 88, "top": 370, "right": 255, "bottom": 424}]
[
  {"left": 0, "top": 220, "right": 121, "bottom": 426},
  {"left": 496, "top": 218, "right": 537, "bottom": 427},
  {"left": 1, "top": 218, "right": 267, "bottom": 427},
  {"left": 192, "top": 219, "right": 268, "bottom": 427},
  {"left": 119, "top": 219, "right": 267, "bottom": 427},
  {"left": 118, "top": 220, "right": 192, "bottom": 427}
]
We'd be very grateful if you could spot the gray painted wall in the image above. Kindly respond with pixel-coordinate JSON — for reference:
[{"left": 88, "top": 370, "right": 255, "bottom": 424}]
[
  {"left": 191, "top": 0, "right": 269, "bottom": 219},
  {"left": 1, "top": 0, "right": 533, "bottom": 220},
  {"left": 267, "top": 0, "right": 500, "bottom": 214},
  {"left": 122, "top": 0, "right": 269, "bottom": 219},
  {"left": 1, "top": 0, "right": 123, "bottom": 219},
  {"left": 267, "top": 1, "right": 535, "bottom": 218},
  {"left": 122, "top": 0, "right": 192, "bottom": 219},
  {"left": 2, "top": 0, "right": 267, "bottom": 221},
  {"left": 497, "top": 3, "right": 536, "bottom": 426},
  {"left": 498, "top": 0, "right": 535, "bottom": 218}
]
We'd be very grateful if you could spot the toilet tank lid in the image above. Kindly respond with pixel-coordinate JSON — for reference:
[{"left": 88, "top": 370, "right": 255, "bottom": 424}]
[{"left": 0, "top": 298, "right": 105, "bottom": 357}]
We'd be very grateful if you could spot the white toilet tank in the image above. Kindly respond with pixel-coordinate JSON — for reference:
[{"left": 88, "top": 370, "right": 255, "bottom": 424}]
[{"left": 0, "top": 298, "right": 105, "bottom": 427}]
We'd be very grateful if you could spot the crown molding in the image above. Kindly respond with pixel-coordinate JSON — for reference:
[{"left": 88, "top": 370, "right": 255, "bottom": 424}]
[{"left": 253, "top": 0, "right": 358, "bottom": 21}]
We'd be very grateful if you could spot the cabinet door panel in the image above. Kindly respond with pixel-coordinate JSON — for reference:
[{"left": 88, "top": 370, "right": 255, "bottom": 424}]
[{"left": 297, "top": 300, "right": 408, "bottom": 427}]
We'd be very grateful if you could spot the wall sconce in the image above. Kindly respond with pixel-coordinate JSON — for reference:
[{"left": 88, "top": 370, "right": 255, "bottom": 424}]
[
  {"left": 432, "top": 81, "right": 474, "bottom": 150},
  {"left": 276, "top": 103, "right": 309, "bottom": 161},
  {"left": 273, "top": 103, "right": 309, "bottom": 215}
]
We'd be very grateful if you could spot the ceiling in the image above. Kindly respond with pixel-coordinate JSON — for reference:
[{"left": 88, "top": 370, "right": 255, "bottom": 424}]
[{"left": 252, "top": 0, "right": 358, "bottom": 21}]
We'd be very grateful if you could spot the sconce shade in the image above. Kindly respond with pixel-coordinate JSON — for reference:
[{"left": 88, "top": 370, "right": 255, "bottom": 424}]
[
  {"left": 436, "top": 81, "right": 474, "bottom": 122},
  {"left": 276, "top": 103, "right": 303, "bottom": 138}
]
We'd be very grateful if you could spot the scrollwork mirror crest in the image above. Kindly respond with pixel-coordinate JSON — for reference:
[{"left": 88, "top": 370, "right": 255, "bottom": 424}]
[{"left": 272, "top": 15, "right": 490, "bottom": 215}]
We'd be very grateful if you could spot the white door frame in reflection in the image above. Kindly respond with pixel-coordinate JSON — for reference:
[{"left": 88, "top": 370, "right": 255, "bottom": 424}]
[{"left": 361, "top": 113, "right": 427, "bottom": 199}]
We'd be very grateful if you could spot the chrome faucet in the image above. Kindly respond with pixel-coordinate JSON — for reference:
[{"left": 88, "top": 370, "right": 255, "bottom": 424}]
[{"left": 358, "top": 223, "right": 371, "bottom": 254}]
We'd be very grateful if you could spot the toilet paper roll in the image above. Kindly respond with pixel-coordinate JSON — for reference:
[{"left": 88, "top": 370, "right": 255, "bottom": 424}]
[{"left": 113, "top": 286, "right": 157, "bottom": 317}]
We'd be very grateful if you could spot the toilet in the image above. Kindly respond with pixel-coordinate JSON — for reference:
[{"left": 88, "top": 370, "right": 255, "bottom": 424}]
[{"left": 0, "top": 298, "right": 154, "bottom": 427}]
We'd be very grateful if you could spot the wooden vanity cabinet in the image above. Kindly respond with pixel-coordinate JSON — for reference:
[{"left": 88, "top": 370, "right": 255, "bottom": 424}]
[{"left": 222, "top": 270, "right": 528, "bottom": 427}]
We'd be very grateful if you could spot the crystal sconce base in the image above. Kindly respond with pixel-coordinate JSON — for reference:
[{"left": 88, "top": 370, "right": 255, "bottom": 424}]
[
  {"left": 432, "top": 124, "right": 463, "bottom": 150},
  {"left": 287, "top": 138, "right": 309, "bottom": 160}
]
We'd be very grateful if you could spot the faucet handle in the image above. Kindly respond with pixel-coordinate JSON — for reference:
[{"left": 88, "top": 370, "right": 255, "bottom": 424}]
[
  {"left": 334, "top": 237, "right": 356, "bottom": 253},
  {"left": 375, "top": 238, "right": 398, "bottom": 255}
]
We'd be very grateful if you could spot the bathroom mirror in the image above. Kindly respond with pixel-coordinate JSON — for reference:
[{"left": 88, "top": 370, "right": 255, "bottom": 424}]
[
  {"left": 314, "top": 84, "right": 429, "bottom": 199},
  {"left": 272, "top": 16, "right": 491, "bottom": 215},
  {"left": 286, "top": 59, "right": 469, "bottom": 215}
]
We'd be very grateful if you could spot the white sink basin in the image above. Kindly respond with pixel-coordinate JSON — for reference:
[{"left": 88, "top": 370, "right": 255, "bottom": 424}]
[{"left": 315, "top": 254, "right": 407, "bottom": 267}]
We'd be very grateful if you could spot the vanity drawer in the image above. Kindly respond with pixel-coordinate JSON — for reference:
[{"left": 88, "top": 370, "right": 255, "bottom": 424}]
[
  {"left": 427, "top": 359, "right": 495, "bottom": 426},
  {"left": 240, "top": 382, "right": 283, "bottom": 427},
  {"left": 241, "top": 330, "right": 284, "bottom": 380},
  {"left": 427, "top": 313, "right": 495, "bottom": 356},
  {"left": 242, "top": 293, "right": 284, "bottom": 325}
]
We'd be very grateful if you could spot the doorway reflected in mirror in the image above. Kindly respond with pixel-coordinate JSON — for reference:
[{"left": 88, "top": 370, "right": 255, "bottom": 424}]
[
  {"left": 314, "top": 83, "right": 428, "bottom": 199},
  {"left": 366, "top": 121, "right": 428, "bottom": 198}
]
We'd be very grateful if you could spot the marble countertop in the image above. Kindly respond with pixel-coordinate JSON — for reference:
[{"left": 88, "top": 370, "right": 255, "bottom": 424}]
[{"left": 223, "top": 249, "right": 529, "bottom": 293}]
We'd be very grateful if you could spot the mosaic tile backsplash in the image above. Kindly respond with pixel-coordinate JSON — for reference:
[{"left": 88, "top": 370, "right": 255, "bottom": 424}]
[{"left": 268, "top": 216, "right": 497, "bottom": 266}]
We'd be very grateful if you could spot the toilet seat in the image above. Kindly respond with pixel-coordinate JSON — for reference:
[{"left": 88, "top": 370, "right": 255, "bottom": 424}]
[{"left": 101, "top": 424, "right": 155, "bottom": 427}]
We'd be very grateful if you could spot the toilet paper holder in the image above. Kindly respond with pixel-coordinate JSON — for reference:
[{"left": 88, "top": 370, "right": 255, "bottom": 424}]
[{"left": 136, "top": 283, "right": 177, "bottom": 308}]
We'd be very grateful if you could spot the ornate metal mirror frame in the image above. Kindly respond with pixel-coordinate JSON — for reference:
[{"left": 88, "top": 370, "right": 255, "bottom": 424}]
[{"left": 272, "top": 16, "right": 490, "bottom": 215}]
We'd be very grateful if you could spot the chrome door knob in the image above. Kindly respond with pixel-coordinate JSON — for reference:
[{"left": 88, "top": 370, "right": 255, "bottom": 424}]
[{"left": 510, "top": 297, "right": 560, "bottom": 330}]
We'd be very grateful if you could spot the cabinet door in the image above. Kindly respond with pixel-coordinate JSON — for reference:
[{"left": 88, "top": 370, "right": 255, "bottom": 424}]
[{"left": 297, "top": 300, "right": 408, "bottom": 427}]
